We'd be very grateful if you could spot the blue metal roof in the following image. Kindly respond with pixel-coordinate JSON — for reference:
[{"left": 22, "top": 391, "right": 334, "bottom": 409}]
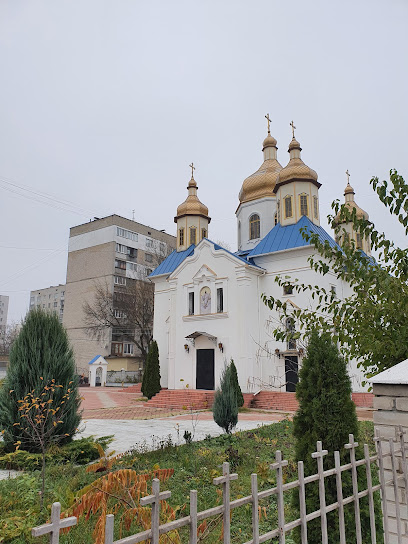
[
  {"left": 88, "top": 355, "right": 102, "bottom": 365},
  {"left": 248, "top": 216, "right": 339, "bottom": 257},
  {"left": 149, "top": 245, "right": 196, "bottom": 277},
  {"left": 149, "top": 238, "right": 263, "bottom": 278}
]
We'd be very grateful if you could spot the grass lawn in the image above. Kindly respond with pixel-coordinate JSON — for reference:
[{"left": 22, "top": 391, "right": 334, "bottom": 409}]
[{"left": 0, "top": 420, "right": 376, "bottom": 544}]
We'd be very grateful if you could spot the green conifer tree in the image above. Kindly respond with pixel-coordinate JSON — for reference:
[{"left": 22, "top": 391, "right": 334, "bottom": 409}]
[
  {"left": 0, "top": 309, "right": 81, "bottom": 452},
  {"left": 212, "top": 364, "right": 238, "bottom": 433},
  {"left": 229, "top": 359, "right": 244, "bottom": 408},
  {"left": 293, "top": 330, "right": 381, "bottom": 543},
  {"left": 141, "top": 340, "right": 161, "bottom": 399}
]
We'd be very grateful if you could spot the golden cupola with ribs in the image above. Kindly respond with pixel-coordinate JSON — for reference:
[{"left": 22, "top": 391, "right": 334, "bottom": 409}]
[
  {"left": 174, "top": 164, "right": 211, "bottom": 251},
  {"left": 333, "top": 172, "right": 371, "bottom": 255},
  {"left": 274, "top": 122, "right": 321, "bottom": 227},
  {"left": 236, "top": 115, "right": 283, "bottom": 251}
]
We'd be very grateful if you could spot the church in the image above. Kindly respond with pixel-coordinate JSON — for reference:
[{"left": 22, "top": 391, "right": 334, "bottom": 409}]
[{"left": 149, "top": 120, "right": 369, "bottom": 394}]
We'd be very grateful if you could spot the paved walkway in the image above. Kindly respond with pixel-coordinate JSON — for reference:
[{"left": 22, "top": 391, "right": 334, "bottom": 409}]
[{"left": 79, "top": 411, "right": 287, "bottom": 454}]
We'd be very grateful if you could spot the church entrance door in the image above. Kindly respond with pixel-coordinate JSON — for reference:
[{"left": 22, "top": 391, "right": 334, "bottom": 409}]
[
  {"left": 196, "top": 349, "right": 215, "bottom": 390},
  {"left": 285, "top": 356, "right": 298, "bottom": 392}
]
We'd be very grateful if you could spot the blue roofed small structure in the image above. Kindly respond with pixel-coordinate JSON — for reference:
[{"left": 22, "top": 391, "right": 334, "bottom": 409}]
[
  {"left": 248, "top": 216, "right": 339, "bottom": 257},
  {"left": 88, "top": 354, "right": 103, "bottom": 365}
]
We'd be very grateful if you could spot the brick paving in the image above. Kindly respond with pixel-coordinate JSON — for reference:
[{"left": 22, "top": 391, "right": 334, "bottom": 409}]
[{"left": 79, "top": 387, "right": 373, "bottom": 422}]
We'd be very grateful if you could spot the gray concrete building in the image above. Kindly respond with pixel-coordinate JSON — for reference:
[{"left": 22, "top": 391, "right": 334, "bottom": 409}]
[
  {"left": 63, "top": 215, "right": 176, "bottom": 373},
  {"left": 29, "top": 284, "right": 65, "bottom": 322},
  {"left": 0, "top": 295, "right": 9, "bottom": 330}
]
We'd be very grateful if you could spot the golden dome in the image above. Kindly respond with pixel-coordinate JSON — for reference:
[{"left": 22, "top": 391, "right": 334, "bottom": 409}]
[
  {"left": 274, "top": 138, "right": 320, "bottom": 191},
  {"left": 239, "top": 133, "right": 282, "bottom": 205},
  {"left": 262, "top": 134, "right": 277, "bottom": 150},
  {"left": 174, "top": 177, "right": 211, "bottom": 222},
  {"left": 334, "top": 183, "right": 369, "bottom": 224}
]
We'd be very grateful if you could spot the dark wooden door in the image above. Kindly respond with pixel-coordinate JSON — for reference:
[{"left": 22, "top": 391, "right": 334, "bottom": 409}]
[
  {"left": 196, "top": 349, "right": 215, "bottom": 390},
  {"left": 285, "top": 356, "right": 298, "bottom": 392}
]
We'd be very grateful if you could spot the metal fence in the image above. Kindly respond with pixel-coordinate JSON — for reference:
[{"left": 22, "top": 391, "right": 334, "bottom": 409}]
[{"left": 31, "top": 427, "right": 408, "bottom": 544}]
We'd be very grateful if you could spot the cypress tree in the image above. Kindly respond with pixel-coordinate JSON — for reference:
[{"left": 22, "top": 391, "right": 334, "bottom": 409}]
[
  {"left": 292, "top": 330, "right": 380, "bottom": 544},
  {"left": 141, "top": 340, "right": 161, "bottom": 399},
  {"left": 229, "top": 359, "right": 244, "bottom": 408},
  {"left": 0, "top": 309, "right": 81, "bottom": 452},
  {"left": 212, "top": 364, "right": 238, "bottom": 434}
]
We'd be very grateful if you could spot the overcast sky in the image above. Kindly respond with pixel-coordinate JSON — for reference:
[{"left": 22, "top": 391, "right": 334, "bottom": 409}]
[{"left": 1, "top": 0, "right": 407, "bottom": 323}]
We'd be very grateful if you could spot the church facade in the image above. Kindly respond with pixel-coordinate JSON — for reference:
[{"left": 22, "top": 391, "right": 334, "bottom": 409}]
[{"left": 150, "top": 124, "right": 369, "bottom": 393}]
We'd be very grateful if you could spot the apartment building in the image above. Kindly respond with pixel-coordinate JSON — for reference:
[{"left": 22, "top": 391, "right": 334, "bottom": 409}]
[
  {"left": 62, "top": 215, "right": 176, "bottom": 373},
  {"left": 0, "top": 295, "right": 9, "bottom": 330},
  {"left": 29, "top": 284, "right": 65, "bottom": 322}
]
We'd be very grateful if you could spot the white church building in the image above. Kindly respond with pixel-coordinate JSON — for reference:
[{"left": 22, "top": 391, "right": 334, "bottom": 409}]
[{"left": 150, "top": 124, "right": 370, "bottom": 394}]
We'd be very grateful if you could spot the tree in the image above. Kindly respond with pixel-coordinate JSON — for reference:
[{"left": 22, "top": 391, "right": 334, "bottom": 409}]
[
  {"left": 292, "top": 330, "right": 379, "bottom": 544},
  {"left": 0, "top": 308, "right": 81, "bottom": 452},
  {"left": 83, "top": 243, "right": 173, "bottom": 367},
  {"left": 212, "top": 363, "right": 238, "bottom": 434},
  {"left": 141, "top": 340, "right": 161, "bottom": 399},
  {"left": 263, "top": 170, "right": 408, "bottom": 380},
  {"left": 229, "top": 359, "right": 244, "bottom": 408}
]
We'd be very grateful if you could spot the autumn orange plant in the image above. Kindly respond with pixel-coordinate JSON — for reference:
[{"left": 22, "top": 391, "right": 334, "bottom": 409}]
[{"left": 66, "top": 467, "right": 179, "bottom": 544}]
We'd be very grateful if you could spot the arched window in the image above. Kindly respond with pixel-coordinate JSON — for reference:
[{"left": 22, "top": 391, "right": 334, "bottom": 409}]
[
  {"left": 179, "top": 228, "right": 184, "bottom": 246},
  {"left": 238, "top": 221, "right": 241, "bottom": 247},
  {"left": 300, "top": 194, "right": 308, "bottom": 216},
  {"left": 249, "top": 214, "right": 260, "bottom": 240},
  {"left": 284, "top": 196, "right": 293, "bottom": 218},
  {"left": 277, "top": 200, "right": 280, "bottom": 221},
  {"left": 190, "top": 227, "right": 197, "bottom": 245},
  {"left": 313, "top": 196, "right": 319, "bottom": 219},
  {"left": 356, "top": 233, "right": 363, "bottom": 249},
  {"left": 201, "top": 228, "right": 207, "bottom": 240},
  {"left": 274, "top": 212, "right": 278, "bottom": 226},
  {"left": 285, "top": 317, "right": 296, "bottom": 350}
]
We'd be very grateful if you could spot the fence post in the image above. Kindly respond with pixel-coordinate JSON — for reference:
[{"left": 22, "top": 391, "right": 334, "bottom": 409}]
[
  {"left": 270, "top": 450, "right": 288, "bottom": 544},
  {"left": 371, "top": 359, "right": 408, "bottom": 543},
  {"left": 140, "top": 478, "right": 171, "bottom": 544},
  {"left": 213, "top": 461, "right": 238, "bottom": 544}
]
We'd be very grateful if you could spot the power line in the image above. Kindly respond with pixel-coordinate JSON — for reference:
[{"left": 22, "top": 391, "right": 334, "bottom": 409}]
[{"left": 0, "top": 245, "right": 67, "bottom": 251}]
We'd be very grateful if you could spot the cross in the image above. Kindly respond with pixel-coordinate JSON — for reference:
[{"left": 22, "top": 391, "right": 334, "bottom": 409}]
[
  {"left": 346, "top": 169, "right": 350, "bottom": 185},
  {"left": 311, "top": 442, "right": 329, "bottom": 544},
  {"left": 265, "top": 113, "right": 271, "bottom": 134},
  {"left": 140, "top": 478, "right": 171, "bottom": 544},
  {"left": 31, "top": 502, "right": 77, "bottom": 543},
  {"left": 311, "top": 440, "right": 329, "bottom": 461},
  {"left": 189, "top": 162, "right": 195, "bottom": 179},
  {"left": 290, "top": 120, "right": 296, "bottom": 138},
  {"left": 345, "top": 433, "right": 359, "bottom": 452}
]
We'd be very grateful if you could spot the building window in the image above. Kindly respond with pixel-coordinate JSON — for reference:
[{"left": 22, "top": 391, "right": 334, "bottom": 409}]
[
  {"left": 115, "top": 259, "right": 126, "bottom": 270},
  {"left": 330, "top": 285, "right": 337, "bottom": 297},
  {"left": 188, "top": 292, "right": 194, "bottom": 315},
  {"left": 114, "top": 309, "right": 124, "bottom": 318},
  {"left": 201, "top": 228, "right": 207, "bottom": 240},
  {"left": 123, "top": 343, "right": 134, "bottom": 355},
  {"left": 286, "top": 317, "right": 296, "bottom": 350},
  {"left": 277, "top": 200, "right": 280, "bottom": 221},
  {"left": 190, "top": 227, "right": 197, "bottom": 245},
  {"left": 114, "top": 276, "right": 126, "bottom": 286},
  {"left": 217, "top": 288, "right": 224, "bottom": 313},
  {"left": 300, "top": 194, "right": 308, "bottom": 216},
  {"left": 145, "top": 268, "right": 153, "bottom": 276},
  {"left": 249, "top": 214, "right": 260, "bottom": 240},
  {"left": 313, "top": 196, "right": 318, "bottom": 219},
  {"left": 145, "top": 253, "right": 153, "bottom": 263},
  {"left": 146, "top": 238, "right": 153, "bottom": 248},
  {"left": 179, "top": 228, "right": 184, "bottom": 246},
  {"left": 160, "top": 242, "right": 165, "bottom": 253},
  {"left": 356, "top": 233, "right": 363, "bottom": 249},
  {"left": 238, "top": 221, "right": 241, "bottom": 247},
  {"left": 284, "top": 196, "right": 293, "bottom": 218},
  {"left": 111, "top": 342, "right": 123, "bottom": 356},
  {"left": 117, "top": 227, "right": 138, "bottom": 241},
  {"left": 274, "top": 212, "right": 278, "bottom": 226},
  {"left": 283, "top": 284, "right": 293, "bottom": 295}
]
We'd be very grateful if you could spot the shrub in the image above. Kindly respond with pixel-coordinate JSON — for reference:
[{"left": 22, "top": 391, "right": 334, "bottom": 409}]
[
  {"left": 292, "top": 330, "right": 381, "bottom": 543},
  {"left": 141, "top": 340, "right": 161, "bottom": 399},
  {"left": 0, "top": 309, "right": 81, "bottom": 453},
  {"left": 212, "top": 364, "right": 238, "bottom": 433}
]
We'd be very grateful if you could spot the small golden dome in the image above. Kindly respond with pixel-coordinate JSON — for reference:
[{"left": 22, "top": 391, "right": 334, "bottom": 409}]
[
  {"left": 262, "top": 134, "right": 277, "bottom": 150},
  {"left": 174, "top": 177, "right": 210, "bottom": 222},
  {"left": 334, "top": 184, "right": 369, "bottom": 224},
  {"left": 239, "top": 158, "right": 282, "bottom": 204},
  {"left": 275, "top": 138, "right": 319, "bottom": 190}
]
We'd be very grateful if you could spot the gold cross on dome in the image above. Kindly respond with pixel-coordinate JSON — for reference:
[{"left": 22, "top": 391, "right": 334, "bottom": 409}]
[
  {"left": 189, "top": 162, "right": 195, "bottom": 179},
  {"left": 290, "top": 120, "right": 296, "bottom": 138},
  {"left": 346, "top": 169, "right": 350, "bottom": 185},
  {"left": 265, "top": 113, "right": 271, "bottom": 134}
]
